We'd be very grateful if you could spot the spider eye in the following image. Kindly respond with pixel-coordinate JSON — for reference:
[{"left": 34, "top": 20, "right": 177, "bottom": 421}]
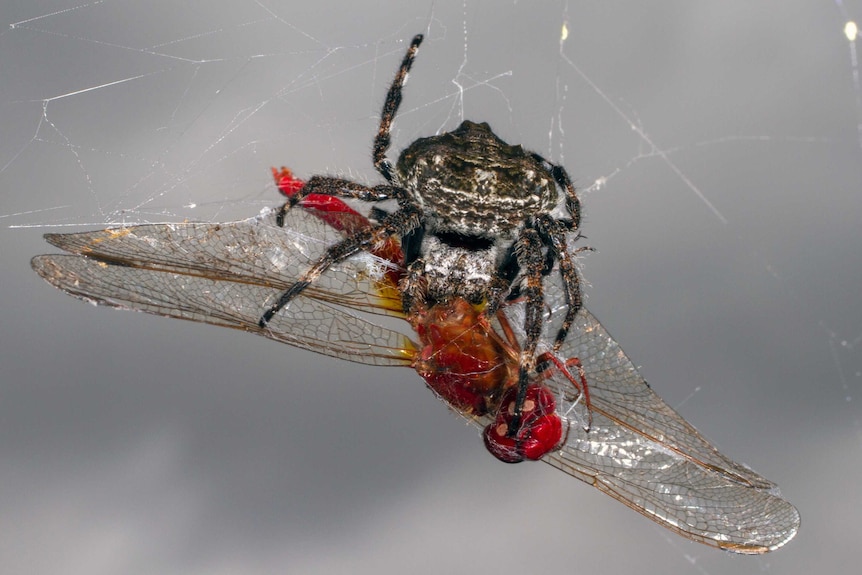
[{"left": 436, "top": 232, "right": 494, "bottom": 251}]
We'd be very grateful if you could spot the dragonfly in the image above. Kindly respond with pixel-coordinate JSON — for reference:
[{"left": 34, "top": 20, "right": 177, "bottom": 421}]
[{"left": 31, "top": 169, "right": 800, "bottom": 554}]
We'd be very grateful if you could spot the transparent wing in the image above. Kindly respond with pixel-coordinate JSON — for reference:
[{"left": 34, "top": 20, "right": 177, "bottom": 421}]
[
  {"left": 507, "top": 277, "right": 801, "bottom": 553},
  {"left": 539, "top": 308, "right": 799, "bottom": 553},
  {"left": 31, "top": 208, "right": 413, "bottom": 367}
]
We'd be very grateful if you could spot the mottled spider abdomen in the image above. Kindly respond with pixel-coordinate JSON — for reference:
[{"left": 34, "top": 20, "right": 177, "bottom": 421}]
[{"left": 396, "top": 120, "right": 559, "bottom": 239}]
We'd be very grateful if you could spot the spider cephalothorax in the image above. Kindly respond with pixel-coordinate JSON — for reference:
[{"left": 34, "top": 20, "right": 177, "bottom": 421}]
[{"left": 261, "top": 33, "right": 586, "bottom": 433}]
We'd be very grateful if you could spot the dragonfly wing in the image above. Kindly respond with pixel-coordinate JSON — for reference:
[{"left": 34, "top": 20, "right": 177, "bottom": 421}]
[
  {"left": 562, "top": 309, "right": 774, "bottom": 488},
  {"left": 40, "top": 208, "right": 404, "bottom": 317},
  {"left": 544, "top": 388, "right": 800, "bottom": 552},
  {"left": 536, "top": 302, "right": 799, "bottom": 552},
  {"left": 31, "top": 207, "right": 414, "bottom": 367}
]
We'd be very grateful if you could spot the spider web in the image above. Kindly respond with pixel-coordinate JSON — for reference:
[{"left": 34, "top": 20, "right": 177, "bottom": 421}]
[{"left": 1, "top": 2, "right": 859, "bottom": 574}]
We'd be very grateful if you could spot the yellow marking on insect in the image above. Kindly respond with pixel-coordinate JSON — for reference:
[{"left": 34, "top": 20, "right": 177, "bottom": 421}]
[
  {"left": 398, "top": 340, "right": 419, "bottom": 360},
  {"left": 373, "top": 281, "right": 408, "bottom": 314}
]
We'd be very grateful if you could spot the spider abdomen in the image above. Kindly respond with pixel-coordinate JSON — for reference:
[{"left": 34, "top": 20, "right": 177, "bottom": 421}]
[{"left": 396, "top": 121, "right": 558, "bottom": 238}]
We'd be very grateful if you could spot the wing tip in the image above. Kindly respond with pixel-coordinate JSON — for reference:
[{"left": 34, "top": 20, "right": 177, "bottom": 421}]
[{"left": 30, "top": 254, "right": 56, "bottom": 279}]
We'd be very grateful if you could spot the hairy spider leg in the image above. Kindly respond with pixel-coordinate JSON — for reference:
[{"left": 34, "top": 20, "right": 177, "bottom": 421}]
[
  {"left": 535, "top": 214, "right": 583, "bottom": 351},
  {"left": 529, "top": 152, "right": 586, "bottom": 351},
  {"left": 374, "top": 34, "right": 424, "bottom": 182},
  {"left": 508, "top": 227, "right": 549, "bottom": 436},
  {"left": 275, "top": 171, "right": 401, "bottom": 226}
]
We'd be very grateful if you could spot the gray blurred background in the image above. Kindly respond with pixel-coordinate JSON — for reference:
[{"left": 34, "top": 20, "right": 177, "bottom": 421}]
[{"left": 2, "top": 1, "right": 860, "bottom": 573}]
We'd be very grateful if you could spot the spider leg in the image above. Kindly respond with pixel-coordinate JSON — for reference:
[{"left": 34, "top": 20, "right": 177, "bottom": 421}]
[
  {"left": 398, "top": 259, "right": 429, "bottom": 318},
  {"left": 528, "top": 152, "right": 586, "bottom": 350},
  {"left": 508, "top": 226, "right": 547, "bottom": 436},
  {"left": 482, "top": 275, "right": 516, "bottom": 317},
  {"left": 536, "top": 214, "right": 583, "bottom": 351},
  {"left": 369, "top": 206, "right": 391, "bottom": 222},
  {"left": 259, "top": 203, "right": 421, "bottom": 327},
  {"left": 373, "top": 34, "right": 424, "bottom": 182},
  {"left": 530, "top": 152, "right": 581, "bottom": 230},
  {"left": 295, "top": 176, "right": 404, "bottom": 204},
  {"left": 276, "top": 176, "right": 405, "bottom": 227}
]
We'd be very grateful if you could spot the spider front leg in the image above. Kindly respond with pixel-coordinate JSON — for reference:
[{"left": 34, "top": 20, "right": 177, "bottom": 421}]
[{"left": 276, "top": 175, "right": 403, "bottom": 227}]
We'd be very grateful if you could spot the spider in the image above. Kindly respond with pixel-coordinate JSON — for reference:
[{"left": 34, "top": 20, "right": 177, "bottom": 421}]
[{"left": 260, "top": 34, "right": 586, "bottom": 432}]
